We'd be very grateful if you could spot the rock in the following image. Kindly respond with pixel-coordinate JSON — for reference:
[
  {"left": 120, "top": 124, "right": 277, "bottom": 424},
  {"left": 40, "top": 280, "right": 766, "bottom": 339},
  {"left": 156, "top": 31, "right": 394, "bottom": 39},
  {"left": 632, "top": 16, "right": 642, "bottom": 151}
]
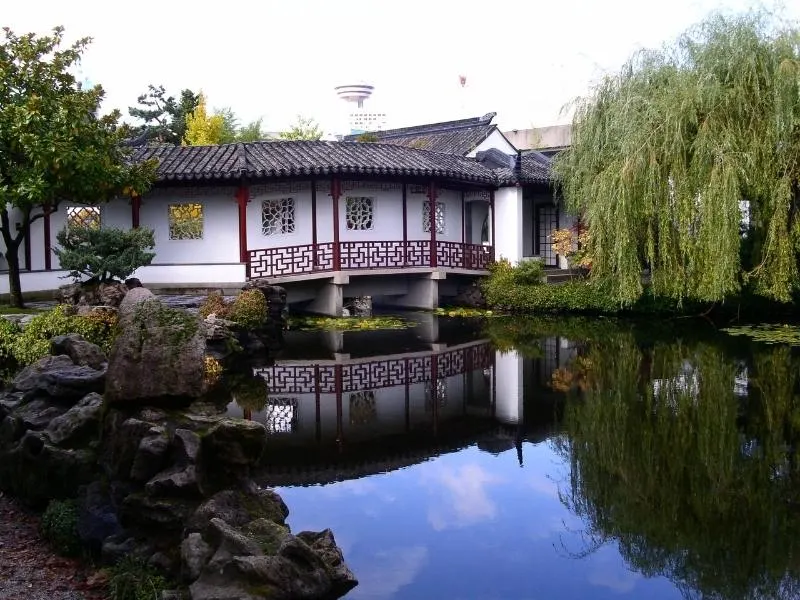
[
  {"left": 121, "top": 493, "right": 196, "bottom": 530},
  {"left": 117, "top": 287, "right": 156, "bottom": 324},
  {"left": 56, "top": 283, "right": 82, "bottom": 305},
  {"left": 182, "top": 532, "right": 213, "bottom": 581},
  {"left": 0, "top": 415, "right": 24, "bottom": 448},
  {"left": 106, "top": 299, "right": 206, "bottom": 404},
  {"left": 297, "top": 529, "right": 358, "bottom": 594},
  {"left": 12, "top": 399, "right": 66, "bottom": 430},
  {"left": 125, "top": 277, "right": 142, "bottom": 289},
  {"left": 188, "top": 489, "right": 289, "bottom": 534},
  {"left": 101, "top": 534, "right": 145, "bottom": 565},
  {"left": 129, "top": 427, "right": 170, "bottom": 483},
  {"left": 204, "top": 315, "right": 241, "bottom": 359},
  {"left": 243, "top": 518, "right": 290, "bottom": 555},
  {"left": 0, "top": 392, "right": 23, "bottom": 420},
  {"left": 173, "top": 428, "right": 201, "bottom": 465},
  {"left": 98, "top": 281, "right": 128, "bottom": 307},
  {"left": 45, "top": 392, "right": 103, "bottom": 447},
  {"left": 12, "top": 355, "right": 106, "bottom": 401},
  {"left": 206, "top": 517, "right": 264, "bottom": 559},
  {"left": 50, "top": 334, "right": 107, "bottom": 370},
  {"left": 77, "top": 481, "right": 122, "bottom": 552},
  {"left": 201, "top": 419, "right": 266, "bottom": 469},
  {"left": 145, "top": 465, "right": 201, "bottom": 497}
]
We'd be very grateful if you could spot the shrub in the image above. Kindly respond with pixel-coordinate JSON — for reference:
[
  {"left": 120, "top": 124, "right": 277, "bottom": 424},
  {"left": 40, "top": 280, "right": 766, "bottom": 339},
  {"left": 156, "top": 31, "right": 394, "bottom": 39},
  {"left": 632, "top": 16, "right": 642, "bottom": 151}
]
[
  {"left": 199, "top": 290, "right": 231, "bottom": 319},
  {"left": 40, "top": 499, "right": 81, "bottom": 557},
  {"left": 11, "top": 305, "right": 119, "bottom": 365},
  {"left": 54, "top": 226, "right": 156, "bottom": 283},
  {"left": 0, "top": 318, "right": 20, "bottom": 361},
  {"left": 108, "top": 556, "right": 169, "bottom": 600},
  {"left": 228, "top": 289, "right": 267, "bottom": 329},
  {"left": 512, "top": 259, "right": 545, "bottom": 285}
]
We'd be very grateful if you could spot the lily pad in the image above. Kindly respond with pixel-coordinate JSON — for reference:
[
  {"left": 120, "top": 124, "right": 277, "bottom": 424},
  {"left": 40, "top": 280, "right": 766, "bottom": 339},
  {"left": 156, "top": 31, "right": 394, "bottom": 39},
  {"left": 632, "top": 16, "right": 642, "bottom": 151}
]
[
  {"left": 288, "top": 316, "right": 414, "bottom": 331},
  {"left": 722, "top": 324, "right": 800, "bottom": 346}
]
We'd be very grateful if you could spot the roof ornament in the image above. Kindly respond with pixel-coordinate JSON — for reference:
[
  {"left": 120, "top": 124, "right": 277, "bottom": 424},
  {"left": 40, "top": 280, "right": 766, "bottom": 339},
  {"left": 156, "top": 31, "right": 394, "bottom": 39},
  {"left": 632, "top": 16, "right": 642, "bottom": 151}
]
[{"left": 479, "top": 112, "right": 497, "bottom": 123}]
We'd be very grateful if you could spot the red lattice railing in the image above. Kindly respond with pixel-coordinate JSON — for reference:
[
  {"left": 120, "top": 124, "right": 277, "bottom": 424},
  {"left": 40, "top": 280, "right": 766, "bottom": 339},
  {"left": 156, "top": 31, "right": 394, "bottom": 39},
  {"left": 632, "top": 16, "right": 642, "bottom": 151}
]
[
  {"left": 248, "top": 241, "right": 491, "bottom": 278},
  {"left": 253, "top": 343, "right": 493, "bottom": 394}
]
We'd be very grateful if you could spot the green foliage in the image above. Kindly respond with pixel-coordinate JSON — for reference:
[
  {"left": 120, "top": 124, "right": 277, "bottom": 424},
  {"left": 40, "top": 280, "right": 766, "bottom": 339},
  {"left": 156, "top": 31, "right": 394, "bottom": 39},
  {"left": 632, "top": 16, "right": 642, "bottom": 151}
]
[
  {"left": 355, "top": 132, "right": 379, "bottom": 142},
  {"left": 278, "top": 115, "right": 323, "bottom": 141},
  {"left": 40, "top": 499, "right": 81, "bottom": 557},
  {"left": 199, "top": 290, "right": 231, "bottom": 319},
  {"left": 127, "top": 84, "right": 199, "bottom": 144},
  {"left": 54, "top": 226, "right": 156, "bottom": 283},
  {"left": 511, "top": 259, "right": 545, "bottom": 285},
  {"left": 228, "top": 289, "right": 267, "bottom": 329},
  {"left": 108, "top": 556, "right": 169, "bottom": 600},
  {"left": 0, "top": 317, "right": 20, "bottom": 361},
  {"left": 183, "top": 93, "right": 224, "bottom": 145},
  {"left": 10, "top": 305, "right": 118, "bottom": 365},
  {"left": 433, "top": 307, "right": 498, "bottom": 318},
  {"left": 288, "top": 316, "right": 413, "bottom": 331},
  {"left": 723, "top": 324, "right": 800, "bottom": 346},
  {"left": 554, "top": 11, "right": 800, "bottom": 305},
  {"left": 0, "top": 26, "right": 155, "bottom": 307}
]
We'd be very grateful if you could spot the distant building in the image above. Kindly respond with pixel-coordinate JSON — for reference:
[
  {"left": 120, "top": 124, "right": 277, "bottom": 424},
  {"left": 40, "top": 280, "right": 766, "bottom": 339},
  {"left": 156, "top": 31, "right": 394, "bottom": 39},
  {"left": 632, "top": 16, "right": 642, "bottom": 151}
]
[
  {"left": 335, "top": 83, "right": 387, "bottom": 134},
  {"left": 502, "top": 124, "right": 572, "bottom": 157}
]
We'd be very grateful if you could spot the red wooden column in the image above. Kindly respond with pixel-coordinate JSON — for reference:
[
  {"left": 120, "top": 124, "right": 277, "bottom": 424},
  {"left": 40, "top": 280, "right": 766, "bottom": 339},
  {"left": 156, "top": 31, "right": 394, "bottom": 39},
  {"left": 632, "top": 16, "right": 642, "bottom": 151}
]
[
  {"left": 43, "top": 205, "right": 52, "bottom": 271},
  {"left": 310, "top": 180, "right": 318, "bottom": 268},
  {"left": 331, "top": 178, "right": 342, "bottom": 271},
  {"left": 131, "top": 194, "right": 141, "bottom": 228},
  {"left": 236, "top": 185, "right": 250, "bottom": 274},
  {"left": 401, "top": 183, "right": 408, "bottom": 266},
  {"left": 428, "top": 181, "right": 438, "bottom": 268},
  {"left": 489, "top": 190, "right": 496, "bottom": 262}
]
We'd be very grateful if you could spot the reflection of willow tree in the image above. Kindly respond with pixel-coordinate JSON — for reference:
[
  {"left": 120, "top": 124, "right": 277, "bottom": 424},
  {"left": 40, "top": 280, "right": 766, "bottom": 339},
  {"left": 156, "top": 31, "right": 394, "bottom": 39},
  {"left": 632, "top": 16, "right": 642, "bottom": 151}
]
[{"left": 555, "top": 335, "right": 800, "bottom": 600}]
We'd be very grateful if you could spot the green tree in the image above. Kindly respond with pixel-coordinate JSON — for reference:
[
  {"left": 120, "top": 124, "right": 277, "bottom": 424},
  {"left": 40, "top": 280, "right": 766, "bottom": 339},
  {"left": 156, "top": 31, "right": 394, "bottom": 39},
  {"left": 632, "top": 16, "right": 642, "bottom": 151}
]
[
  {"left": 0, "top": 27, "right": 155, "bottom": 307},
  {"left": 237, "top": 118, "right": 267, "bottom": 142},
  {"left": 278, "top": 115, "right": 323, "bottom": 141},
  {"left": 128, "top": 85, "right": 199, "bottom": 144},
  {"left": 216, "top": 106, "right": 239, "bottom": 144},
  {"left": 554, "top": 12, "right": 800, "bottom": 305},
  {"left": 54, "top": 226, "right": 156, "bottom": 283},
  {"left": 183, "top": 92, "right": 225, "bottom": 145}
]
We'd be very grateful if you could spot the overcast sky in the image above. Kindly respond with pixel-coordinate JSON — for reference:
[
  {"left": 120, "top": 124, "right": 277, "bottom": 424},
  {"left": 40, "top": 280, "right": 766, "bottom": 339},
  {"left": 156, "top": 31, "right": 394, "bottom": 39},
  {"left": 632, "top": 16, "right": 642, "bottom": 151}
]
[{"left": 5, "top": 0, "right": 797, "bottom": 134}]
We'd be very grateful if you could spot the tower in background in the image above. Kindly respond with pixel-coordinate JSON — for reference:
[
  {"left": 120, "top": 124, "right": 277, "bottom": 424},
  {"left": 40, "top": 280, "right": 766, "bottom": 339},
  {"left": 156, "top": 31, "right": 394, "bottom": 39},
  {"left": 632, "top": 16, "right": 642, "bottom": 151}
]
[{"left": 335, "top": 82, "right": 387, "bottom": 134}]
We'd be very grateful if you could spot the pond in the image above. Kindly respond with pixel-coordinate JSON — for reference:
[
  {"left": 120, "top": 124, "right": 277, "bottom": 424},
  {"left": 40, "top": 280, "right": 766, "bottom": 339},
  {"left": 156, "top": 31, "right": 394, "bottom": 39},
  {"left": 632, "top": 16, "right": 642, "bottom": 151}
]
[{"left": 227, "top": 312, "right": 800, "bottom": 600}]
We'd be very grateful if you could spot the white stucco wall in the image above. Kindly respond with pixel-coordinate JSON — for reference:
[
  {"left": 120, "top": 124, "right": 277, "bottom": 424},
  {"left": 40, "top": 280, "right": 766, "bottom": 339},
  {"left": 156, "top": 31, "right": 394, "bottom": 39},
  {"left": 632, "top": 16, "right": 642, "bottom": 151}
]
[
  {"left": 494, "top": 350, "right": 523, "bottom": 425},
  {"left": 494, "top": 186, "right": 523, "bottom": 263},
  {"left": 468, "top": 129, "right": 518, "bottom": 157},
  {"left": 247, "top": 182, "right": 314, "bottom": 251}
]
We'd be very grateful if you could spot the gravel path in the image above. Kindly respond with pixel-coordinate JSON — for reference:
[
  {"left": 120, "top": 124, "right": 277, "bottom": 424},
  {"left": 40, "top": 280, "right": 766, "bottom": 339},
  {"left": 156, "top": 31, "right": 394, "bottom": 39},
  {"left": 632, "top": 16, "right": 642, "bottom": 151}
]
[{"left": 0, "top": 493, "right": 106, "bottom": 600}]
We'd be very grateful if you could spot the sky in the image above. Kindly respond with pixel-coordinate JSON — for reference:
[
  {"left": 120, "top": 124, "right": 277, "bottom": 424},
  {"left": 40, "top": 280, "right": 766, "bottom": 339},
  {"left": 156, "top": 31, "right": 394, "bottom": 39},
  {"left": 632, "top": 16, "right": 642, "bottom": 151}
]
[{"left": 4, "top": 0, "right": 798, "bottom": 135}]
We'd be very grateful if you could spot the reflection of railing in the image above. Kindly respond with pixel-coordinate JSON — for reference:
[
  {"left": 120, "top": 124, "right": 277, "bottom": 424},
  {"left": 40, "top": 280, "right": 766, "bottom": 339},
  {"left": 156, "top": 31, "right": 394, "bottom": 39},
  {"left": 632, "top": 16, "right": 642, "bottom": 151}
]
[
  {"left": 247, "top": 241, "right": 492, "bottom": 279},
  {"left": 254, "top": 343, "right": 493, "bottom": 394}
]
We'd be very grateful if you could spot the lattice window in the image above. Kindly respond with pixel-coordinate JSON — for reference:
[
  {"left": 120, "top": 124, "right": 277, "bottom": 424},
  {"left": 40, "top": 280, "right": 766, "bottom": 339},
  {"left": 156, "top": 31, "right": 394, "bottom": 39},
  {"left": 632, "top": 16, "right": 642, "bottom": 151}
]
[
  {"left": 425, "top": 378, "right": 447, "bottom": 411},
  {"left": 168, "top": 203, "right": 203, "bottom": 240},
  {"left": 345, "top": 197, "right": 374, "bottom": 230},
  {"left": 265, "top": 397, "right": 298, "bottom": 433},
  {"left": 66, "top": 206, "right": 101, "bottom": 230},
  {"left": 349, "top": 391, "right": 376, "bottom": 425},
  {"left": 262, "top": 198, "right": 295, "bottom": 236},
  {"left": 422, "top": 201, "right": 445, "bottom": 234}
]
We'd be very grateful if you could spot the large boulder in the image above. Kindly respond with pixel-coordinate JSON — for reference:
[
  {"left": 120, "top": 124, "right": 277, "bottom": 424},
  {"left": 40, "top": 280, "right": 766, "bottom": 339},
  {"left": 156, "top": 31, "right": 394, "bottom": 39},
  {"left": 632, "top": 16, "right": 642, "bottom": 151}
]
[
  {"left": 45, "top": 392, "right": 104, "bottom": 447},
  {"left": 105, "top": 299, "right": 206, "bottom": 404},
  {"left": 118, "top": 287, "right": 156, "bottom": 324},
  {"left": 12, "top": 354, "right": 106, "bottom": 401},
  {"left": 50, "top": 334, "right": 107, "bottom": 370}
]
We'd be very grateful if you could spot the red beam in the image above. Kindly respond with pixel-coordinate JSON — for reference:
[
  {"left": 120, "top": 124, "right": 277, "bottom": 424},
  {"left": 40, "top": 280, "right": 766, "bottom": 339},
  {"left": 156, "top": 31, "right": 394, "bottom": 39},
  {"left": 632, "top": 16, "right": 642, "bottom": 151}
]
[
  {"left": 428, "top": 182, "right": 437, "bottom": 268},
  {"left": 331, "top": 178, "right": 342, "bottom": 271},
  {"left": 43, "top": 207, "right": 51, "bottom": 271},
  {"left": 131, "top": 194, "right": 141, "bottom": 228},
  {"left": 236, "top": 186, "right": 250, "bottom": 267}
]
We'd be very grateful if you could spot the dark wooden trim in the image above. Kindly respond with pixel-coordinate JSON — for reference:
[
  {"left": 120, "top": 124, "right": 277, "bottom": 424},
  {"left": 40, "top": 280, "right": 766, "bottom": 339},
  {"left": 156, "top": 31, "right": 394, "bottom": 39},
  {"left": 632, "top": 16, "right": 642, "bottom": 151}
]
[
  {"left": 131, "top": 195, "right": 141, "bottom": 228},
  {"left": 43, "top": 208, "right": 51, "bottom": 271},
  {"left": 460, "top": 191, "right": 466, "bottom": 244},
  {"left": 314, "top": 364, "right": 322, "bottom": 442},
  {"left": 236, "top": 186, "right": 250, "bottom": 270},
  {"left": 489, "top": 190, "right": 496, "bottom": 262},
  {"left": 402, "top": 183, "right": 408, "bottom": 267},
  {"left": 335, "top": 363, "right": 343, "bottom": 443},
  {"left": 23, "top": 223, "right": 31, "bottom": 271},
  {"left": 311, "top": 180, "right": 318, "bottom": 267},
  {"left": 428, "top": 182, "right": 437, "bottom": 268},
  {"left": 331, "top": 178, "right": 342, "bottom": 271},
  {"left": 431, "top": 354, "right": 439, "bottom": 435}
]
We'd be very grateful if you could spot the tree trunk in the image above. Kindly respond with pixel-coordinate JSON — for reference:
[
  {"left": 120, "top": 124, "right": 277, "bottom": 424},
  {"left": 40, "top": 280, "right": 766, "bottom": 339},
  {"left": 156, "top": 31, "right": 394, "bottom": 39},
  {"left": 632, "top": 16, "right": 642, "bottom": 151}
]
[{"left": 5, "top": 248, "right": 23, "bottom": 308}]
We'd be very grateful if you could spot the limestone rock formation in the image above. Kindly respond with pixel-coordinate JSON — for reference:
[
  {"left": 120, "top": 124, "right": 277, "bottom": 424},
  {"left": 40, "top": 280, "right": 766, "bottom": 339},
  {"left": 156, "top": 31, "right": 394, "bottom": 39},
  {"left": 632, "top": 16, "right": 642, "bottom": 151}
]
[
  {"left": 12, "top": 354, "right": 106, "bottom": 401},
  {"left": 50, "top": 334, "right": 107, "bottom": 370}
]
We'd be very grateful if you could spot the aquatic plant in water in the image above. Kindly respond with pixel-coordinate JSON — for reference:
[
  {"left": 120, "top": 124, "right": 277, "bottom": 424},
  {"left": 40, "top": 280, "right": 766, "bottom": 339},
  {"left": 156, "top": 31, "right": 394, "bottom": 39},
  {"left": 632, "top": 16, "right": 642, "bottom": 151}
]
[
  {"left": 288, "top": 316, "right": 413, "bottom": 331},
  {"left": 722, "top": 324, "right": 800, "bottom": 346}
]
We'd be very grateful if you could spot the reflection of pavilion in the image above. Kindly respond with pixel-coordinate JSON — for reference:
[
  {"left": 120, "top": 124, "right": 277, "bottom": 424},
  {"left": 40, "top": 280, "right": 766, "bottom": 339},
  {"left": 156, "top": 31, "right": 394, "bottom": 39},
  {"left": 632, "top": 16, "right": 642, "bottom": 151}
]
[{"left": 232, "top": 322, "right": 578, "bottom": 486}]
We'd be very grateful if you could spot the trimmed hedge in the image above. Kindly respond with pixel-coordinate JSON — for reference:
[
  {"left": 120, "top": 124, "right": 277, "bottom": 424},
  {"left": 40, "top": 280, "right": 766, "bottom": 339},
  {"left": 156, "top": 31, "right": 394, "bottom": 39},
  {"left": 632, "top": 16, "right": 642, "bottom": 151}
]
[{"left": 485, "top": 279, "right": 621, "bottom": 313}]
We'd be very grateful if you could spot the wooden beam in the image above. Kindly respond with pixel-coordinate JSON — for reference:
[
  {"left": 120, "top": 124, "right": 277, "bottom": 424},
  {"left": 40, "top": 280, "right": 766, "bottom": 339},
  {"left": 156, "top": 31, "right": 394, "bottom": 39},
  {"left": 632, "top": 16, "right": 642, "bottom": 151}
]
[
  {"left": 236, "top": 185, "right": 250, "bottom": 270},
  {"left": 331, "top": 178, "right": 342, "bottom": 271},
  {"left": 428, "top": 181, "right": 437, "bottom": 268},
  {"left": 43, "top": 207, "right": 51, "bottom": 271},
  {"left": 131, "top": 195, "right": 141, "bottom": 228}
]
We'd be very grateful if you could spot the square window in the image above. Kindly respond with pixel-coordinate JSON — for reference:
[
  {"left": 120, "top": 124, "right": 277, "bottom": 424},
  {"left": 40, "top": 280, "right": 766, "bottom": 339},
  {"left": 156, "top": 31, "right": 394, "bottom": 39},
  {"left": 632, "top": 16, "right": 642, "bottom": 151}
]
[
  {"left": 168, "top": 203, "right": 203, "bottom": 240},
  {"left": 423, "top": 201, "right": 445, "bottom": 234},
  {"left": 66, "top": 206, "right": 101, "bottom": 230},
  {"left": 262, "top": 197, "right": 295, "bottom": 236},
  {"left": 345, "top": 196, "right": 374, "bottom": 230}
]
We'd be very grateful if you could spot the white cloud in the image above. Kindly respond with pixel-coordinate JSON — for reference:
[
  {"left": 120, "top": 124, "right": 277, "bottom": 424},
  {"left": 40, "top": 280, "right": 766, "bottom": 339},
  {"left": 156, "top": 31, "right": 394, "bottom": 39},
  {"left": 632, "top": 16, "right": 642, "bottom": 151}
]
[
  {"left": 348, "top": 545, "right": 429, "bottom": 599},
  {"left": 422, "top": 462, "right": 504, "bottom": 531}
]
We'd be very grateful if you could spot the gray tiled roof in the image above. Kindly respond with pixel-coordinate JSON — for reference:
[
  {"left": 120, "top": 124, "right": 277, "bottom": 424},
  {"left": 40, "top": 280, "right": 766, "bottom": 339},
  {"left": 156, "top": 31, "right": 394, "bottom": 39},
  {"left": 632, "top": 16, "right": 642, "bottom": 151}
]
[
  {"left": 131, "top": 141, "right": 501, "bottom": 185},
  {"left": 343, "top": 112, "right": 500, "bottom": 156},
  {"left": 130, "top": 140, "right": 554, "bottom": 187}
]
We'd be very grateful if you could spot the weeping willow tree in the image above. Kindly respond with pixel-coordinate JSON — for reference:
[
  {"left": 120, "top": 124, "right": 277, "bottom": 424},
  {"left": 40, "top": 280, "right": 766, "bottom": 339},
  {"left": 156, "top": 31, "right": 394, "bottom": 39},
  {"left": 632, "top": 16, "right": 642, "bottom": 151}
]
[
  {"left": 555, "top": 335, "right": 800, "bottom": 600},
  {"left": 554, "top": 12, "right": 800, "bottom": 304}
]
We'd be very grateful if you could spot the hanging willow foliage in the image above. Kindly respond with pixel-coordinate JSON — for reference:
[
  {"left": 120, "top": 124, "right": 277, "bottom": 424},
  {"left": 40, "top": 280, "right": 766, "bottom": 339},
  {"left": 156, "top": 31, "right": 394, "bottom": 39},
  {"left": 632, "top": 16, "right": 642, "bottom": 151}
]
[{"left": 554, "top": 12, "right": 800, "bottom": 304}]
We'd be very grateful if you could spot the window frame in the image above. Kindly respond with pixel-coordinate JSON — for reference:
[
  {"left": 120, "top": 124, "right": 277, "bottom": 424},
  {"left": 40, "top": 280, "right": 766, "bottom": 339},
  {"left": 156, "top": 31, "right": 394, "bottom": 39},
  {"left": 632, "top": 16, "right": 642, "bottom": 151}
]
[
  {"left": 168, "top": 202, "right": 204, "bottom": 241},
  {"left": 344, "top": 196, "right": 376, "bottom": 231},
  {"left": 65, "top": 205, "right": 102, "bottom": 231},
  {"left": 261, "top": 196, "right": 296, "bottom": 237},
  {"left": 422, "top": 200, "right": 446, "bottom": 234}
]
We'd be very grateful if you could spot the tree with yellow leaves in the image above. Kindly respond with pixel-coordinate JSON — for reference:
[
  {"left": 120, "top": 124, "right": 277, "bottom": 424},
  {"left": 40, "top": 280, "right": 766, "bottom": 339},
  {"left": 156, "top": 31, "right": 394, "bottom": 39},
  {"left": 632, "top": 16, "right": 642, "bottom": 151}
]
[{"left": 183, "top": 93, "right": 225, "bottom": 145}]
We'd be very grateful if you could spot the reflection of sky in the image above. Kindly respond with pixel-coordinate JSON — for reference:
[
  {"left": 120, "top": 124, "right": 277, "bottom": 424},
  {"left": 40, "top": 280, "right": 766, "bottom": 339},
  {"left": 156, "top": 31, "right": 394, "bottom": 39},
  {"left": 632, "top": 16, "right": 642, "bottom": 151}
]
[{"left": 276, "top": 442, "right": 682, "bottom": 600}]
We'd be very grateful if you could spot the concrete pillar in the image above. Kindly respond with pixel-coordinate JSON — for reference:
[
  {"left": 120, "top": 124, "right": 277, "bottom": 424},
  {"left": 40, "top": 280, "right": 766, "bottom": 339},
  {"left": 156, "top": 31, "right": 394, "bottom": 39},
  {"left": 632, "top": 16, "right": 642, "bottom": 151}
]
[
  {"left": 306, "top": 281, "right": 343, "bottom": 316},
  {"left": 494, "top": 349, "right": 523, "bottom": 425},
  {"left": 494, "top": 186, "right": 524, "bottom": 264},
  {"left": 389, "top": 275, "right": 440, "bottom": 310}
]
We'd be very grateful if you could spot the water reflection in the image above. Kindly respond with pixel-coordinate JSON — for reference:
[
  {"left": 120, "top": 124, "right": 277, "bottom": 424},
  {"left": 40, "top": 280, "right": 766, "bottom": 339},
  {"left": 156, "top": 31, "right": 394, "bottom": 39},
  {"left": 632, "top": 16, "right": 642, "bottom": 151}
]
[{"left": 220, "top": 315, "right": 800, "bottom": 599}]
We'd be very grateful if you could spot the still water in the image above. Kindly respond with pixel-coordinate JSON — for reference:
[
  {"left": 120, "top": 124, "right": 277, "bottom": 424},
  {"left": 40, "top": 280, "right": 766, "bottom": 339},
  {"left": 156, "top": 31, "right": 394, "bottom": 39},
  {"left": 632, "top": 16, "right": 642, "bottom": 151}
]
[{"left": 228, "top": 313, "right": 800, "bottom": 600}]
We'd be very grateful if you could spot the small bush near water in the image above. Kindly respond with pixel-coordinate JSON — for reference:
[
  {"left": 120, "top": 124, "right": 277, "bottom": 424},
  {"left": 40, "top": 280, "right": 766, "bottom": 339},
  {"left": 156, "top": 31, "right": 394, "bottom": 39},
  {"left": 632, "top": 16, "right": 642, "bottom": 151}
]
[
  {"left": 40, "top": 499, "right": 81, "bottom": 557},
  {"left": 199, "top": 290, "right": 267, "bottom": 329},
  {"left": 108, "top": 556, "right": 169, "bottom": 600}
]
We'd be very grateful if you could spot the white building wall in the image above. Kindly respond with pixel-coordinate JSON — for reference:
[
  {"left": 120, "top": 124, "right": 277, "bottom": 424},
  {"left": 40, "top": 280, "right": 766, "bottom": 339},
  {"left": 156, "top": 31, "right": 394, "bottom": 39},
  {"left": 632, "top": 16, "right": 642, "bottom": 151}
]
[
  {"left": 338, "top": 185, "right": 404, "bottom": 243},
  {"left": 494, "top": 350, "right": 523, "bottom": 425},
  {"left": 468, "top": 129, "right": 518, "bottom": 157},
  {"left": 494, "top": 186, "right": 523, "bottom": 263},
  {"left": 247, "top": 183, "right": 314, "bottom": 250}
]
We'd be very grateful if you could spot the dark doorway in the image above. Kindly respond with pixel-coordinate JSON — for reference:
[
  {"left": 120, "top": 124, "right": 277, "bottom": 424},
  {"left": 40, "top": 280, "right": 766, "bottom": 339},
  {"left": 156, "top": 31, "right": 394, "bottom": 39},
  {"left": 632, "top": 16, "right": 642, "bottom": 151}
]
[{"left": 537, "top": 205, "right": 558, "bottom": 266}]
